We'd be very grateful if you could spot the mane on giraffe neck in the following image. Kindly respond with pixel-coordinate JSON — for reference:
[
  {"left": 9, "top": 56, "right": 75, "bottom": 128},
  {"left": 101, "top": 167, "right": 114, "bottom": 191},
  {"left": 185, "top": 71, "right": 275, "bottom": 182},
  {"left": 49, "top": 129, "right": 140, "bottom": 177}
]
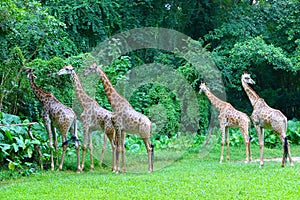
[
  {"left": 241, "top": 79, "right": 260, "bottom": 106},
  {"left": 204, "top": 88, "right": 228, "bottom": 112},
  {"left": 70, "top": 70, "right": 96, "bottom": 107},
  {"left": 28, "top": 73, "right": 57, "bottom": 104},
  {"left": 96, "top": 66, "right": 130, "bottom": 110}
]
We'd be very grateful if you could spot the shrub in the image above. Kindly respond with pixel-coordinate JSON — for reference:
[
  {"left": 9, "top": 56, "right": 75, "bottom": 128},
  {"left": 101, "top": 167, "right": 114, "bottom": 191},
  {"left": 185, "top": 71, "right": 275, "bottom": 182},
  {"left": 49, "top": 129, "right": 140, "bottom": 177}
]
[{"left": 0, "top": 112, "right": 48, "bottom": 174}]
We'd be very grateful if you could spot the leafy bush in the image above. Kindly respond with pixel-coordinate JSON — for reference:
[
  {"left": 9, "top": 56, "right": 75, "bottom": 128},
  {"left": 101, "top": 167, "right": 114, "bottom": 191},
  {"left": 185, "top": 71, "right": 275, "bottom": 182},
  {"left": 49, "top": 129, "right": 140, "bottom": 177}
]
[
  {"left": 287, "top": 120, "right": 300, "bottom": 145},
  {"left": 0, "top": 112, "right": 49, "bottom": 174},
  {"left": 125, "top": 132, "right": 204, "bottom": 154}
]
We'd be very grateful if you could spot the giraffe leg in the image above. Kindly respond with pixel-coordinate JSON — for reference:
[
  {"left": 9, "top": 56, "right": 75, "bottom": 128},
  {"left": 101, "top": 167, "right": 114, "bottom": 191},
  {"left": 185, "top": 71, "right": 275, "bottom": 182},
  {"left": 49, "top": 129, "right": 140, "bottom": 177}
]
[
  {"left": 143, "top": 137, "right": 153, "bottom": 172},
  {"left": 219, "top": 126, "right": 225, "bottom": 164},
  {"left": 244, "top": 140, "right": 250, "bottom": 163},
  {"left": 225, "top": 128, "right": 230, "bottom": 161},
  {"left": 115, "top": 131, "right": 122, "bottom": 173},
  {"left": 281, "top": 140, "right": 286, "bottom": 168},
  {"left": 121, "top": 131, "right": 126, "bottom": 173},
  {"left": 100, "top": 134, "right": 107, "bottom": 168},
  {"left": 51, "top": 126, "right": 59, "bottom": 166},
  {"left": 243, "top": 139, "right": 249, "bottom": 163},
  {"left": 44, "top": 118, "right": 54, "bottom": 171},
  {"left": 58, "top": 135, "right": 68, "bottom": 171},
  {"left": 241, "top": 127, "right": 250, "bottom": 163},
  {"left": 287, "top": 141, "right": 294, "bottom": 167},
  {"left": 72, "top": 120, "right": 81, "bottom": 173},
  {"left": 75, "top": 141, "right": 81, "bottom": 172},
  {"left": 81, "top": 127, "right": 89, "bottom": 171},
  {"left": 106, "top": 131, "right": 116, "bottom": 172},
  {"left": 255, "top": 125, "right": 264, "bottom": 168},
  {"left": 89, "top": 132, "right": 94, "bottom": 170},
  {"left": 249, "top": 135, "right": 252, "bottom": 162},
  {"left": 280, "top": 135, "right": 294, "bottom": 168}
]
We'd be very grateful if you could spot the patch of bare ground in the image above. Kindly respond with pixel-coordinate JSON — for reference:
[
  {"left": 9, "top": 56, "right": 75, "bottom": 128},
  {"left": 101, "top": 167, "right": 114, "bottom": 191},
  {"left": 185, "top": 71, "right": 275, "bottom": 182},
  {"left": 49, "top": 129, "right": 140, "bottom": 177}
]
[{"left": 251, "top": 157, "right": 300, "bottom": 163}]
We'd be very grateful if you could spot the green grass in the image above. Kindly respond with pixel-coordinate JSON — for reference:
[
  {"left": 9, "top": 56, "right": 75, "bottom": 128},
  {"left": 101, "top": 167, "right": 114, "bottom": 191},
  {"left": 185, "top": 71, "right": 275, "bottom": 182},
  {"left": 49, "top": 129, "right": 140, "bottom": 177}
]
[{"left": 0, "top": 145, "right": 300, "bottom": 200}]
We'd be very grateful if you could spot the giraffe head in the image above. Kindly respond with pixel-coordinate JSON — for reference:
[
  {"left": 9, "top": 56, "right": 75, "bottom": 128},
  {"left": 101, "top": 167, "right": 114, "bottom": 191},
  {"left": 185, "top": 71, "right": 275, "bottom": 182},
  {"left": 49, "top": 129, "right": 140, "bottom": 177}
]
[
  {"left": 23, "top": 68, "right": 37, "bottom": 79},
  {"left": 57, "top": 64, "right": 75, "bottom": 75},
  {"left": 199, "top": 82, "right": 209, "bottom": 94},
  {"left": 241, "top": 72, "right": 256, "bottom": 85},
  {"left": 83, "top": 61, "right": 98, "bottom": 77}
]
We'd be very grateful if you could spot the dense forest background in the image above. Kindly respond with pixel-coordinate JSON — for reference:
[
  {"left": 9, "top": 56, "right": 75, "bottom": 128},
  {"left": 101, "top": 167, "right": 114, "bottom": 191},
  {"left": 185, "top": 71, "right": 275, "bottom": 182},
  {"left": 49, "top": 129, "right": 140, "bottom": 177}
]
[{"left": 1, "top": 0, "right": 300, "bottom": 135}]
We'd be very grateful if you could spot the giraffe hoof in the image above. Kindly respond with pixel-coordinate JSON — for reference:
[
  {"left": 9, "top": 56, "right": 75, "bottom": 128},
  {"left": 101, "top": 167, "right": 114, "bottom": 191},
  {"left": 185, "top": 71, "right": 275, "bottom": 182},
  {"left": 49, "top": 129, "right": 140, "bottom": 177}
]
[
  {"left": 259, "top": 164, "right": 264, "bottom": 168},
  {"left": 290, "top": 164, "right": 294, "bottom": 168}
]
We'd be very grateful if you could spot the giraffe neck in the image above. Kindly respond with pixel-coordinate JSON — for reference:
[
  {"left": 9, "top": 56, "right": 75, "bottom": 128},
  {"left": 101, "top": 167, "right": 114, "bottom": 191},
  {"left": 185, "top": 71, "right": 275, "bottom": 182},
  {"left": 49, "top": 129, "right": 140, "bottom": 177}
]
[
  {"left": 96, "top": 66, "right": 128, "bottom": 111},
  {"left": 204, "top": 89, "right": 227, "bottom": 112},
  {"left": 28, "top": 74, "right": 52, "bottom": 104},
  {"left": 241, "top": 80, "right": 260, "bottom": 106},
  {"left": 71, "top": 70, "right": 95, "bottom": 108}
]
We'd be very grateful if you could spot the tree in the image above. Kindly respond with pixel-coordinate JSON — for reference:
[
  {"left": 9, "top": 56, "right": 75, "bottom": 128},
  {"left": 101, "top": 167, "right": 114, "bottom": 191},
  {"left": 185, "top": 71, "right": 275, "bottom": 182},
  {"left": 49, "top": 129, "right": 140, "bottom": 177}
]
[
  {"left": 0, "top": 0, "right": 77, "bottom": 61},
  {"left": 204, "top": 0, "right": 300, "bottom": 118}
]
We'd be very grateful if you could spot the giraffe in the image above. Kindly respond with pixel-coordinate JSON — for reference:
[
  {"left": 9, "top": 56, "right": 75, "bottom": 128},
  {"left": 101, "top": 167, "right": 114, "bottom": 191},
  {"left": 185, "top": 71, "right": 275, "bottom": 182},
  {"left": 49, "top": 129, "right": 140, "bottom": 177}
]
[
  {"left": 57, "top": 65, "right": 116, "bottom": 171},
  {"left": 199, "top": 82, "right": 252, "bottom": 163},
  {"left": 241, "top": 72, "right": 293, "bottom": 167},
  {"left": 83, "top": 62, "right": 154, "bottom": 173},
  {"left": 24, "top": 68, "right": 81, "bottom": 172}
]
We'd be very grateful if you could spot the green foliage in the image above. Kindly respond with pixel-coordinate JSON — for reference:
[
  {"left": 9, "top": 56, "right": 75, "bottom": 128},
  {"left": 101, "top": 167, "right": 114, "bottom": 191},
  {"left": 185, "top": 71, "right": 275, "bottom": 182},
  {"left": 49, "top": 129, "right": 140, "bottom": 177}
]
[
  {"left": 0, "top": 112, "right": 48, "bottom": 174},
  {"left": 42, "top": 0, "right": 213, "bottom": 53},
  {"left": 287, "top": 120, "right": 300, "bottom": 145},
  {"left": 0, "top": 0, "right": 77, "bottom": 61},
  {"left": 2, "top": 0, "right": 300, "bottom": 176},
  {"left": 42, "top": 0, "right": 120, "bottom": 52},
  {"left": 0, "top": 46, "right": 25, "bottom": 114},
  {"left": 205, "top": 0, "right": 300, "bottom": 119}
]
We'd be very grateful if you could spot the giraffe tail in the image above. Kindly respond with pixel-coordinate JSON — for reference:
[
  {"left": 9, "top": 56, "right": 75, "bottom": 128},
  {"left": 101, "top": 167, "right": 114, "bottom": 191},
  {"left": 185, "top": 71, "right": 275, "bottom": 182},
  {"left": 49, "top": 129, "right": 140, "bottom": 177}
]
[
  {"left": 248, "top": 121, "right": 252, "bottom": 142},
  {"left": 62, "top": 135, "right": 80, "bottom": 147},
  {"left": 283, "top": 136, "right": 288, "bottom": 163}
]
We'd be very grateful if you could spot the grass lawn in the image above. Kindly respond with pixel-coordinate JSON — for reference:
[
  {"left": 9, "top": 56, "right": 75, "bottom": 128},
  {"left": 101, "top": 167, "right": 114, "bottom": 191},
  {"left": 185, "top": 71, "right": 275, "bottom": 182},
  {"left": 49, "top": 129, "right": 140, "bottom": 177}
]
[{"left": 0, "top": 145, "right": 299, "bottom": 199}]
